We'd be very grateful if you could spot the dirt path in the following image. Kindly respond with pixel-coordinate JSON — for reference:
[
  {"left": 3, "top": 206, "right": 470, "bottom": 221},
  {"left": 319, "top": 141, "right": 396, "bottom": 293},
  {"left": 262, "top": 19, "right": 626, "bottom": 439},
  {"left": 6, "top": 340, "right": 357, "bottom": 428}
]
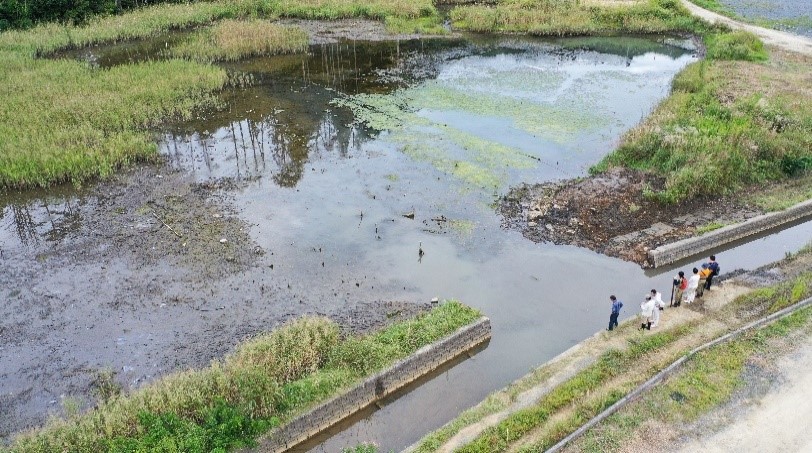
[
  {"left": 674, "top": 333, "right": 812, "bottom": 452},
  {"left": 681, "top": 0, "right": 812, "bottom": 55}
]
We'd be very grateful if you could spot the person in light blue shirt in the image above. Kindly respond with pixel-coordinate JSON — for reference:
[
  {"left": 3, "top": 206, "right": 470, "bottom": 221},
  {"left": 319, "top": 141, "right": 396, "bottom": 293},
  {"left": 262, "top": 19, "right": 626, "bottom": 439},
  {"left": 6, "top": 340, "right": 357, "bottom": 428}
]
[{"left": 608, "top": 295, "right": 623, "bottom": 331}]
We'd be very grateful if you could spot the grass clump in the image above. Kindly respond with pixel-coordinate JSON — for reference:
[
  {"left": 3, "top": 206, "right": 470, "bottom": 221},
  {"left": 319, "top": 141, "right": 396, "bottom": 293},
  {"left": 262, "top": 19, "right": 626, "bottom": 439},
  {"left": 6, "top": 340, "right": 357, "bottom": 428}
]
[
  {"left": 10, "top": 302, "right": 480, "bottom": 452},
  {"left": 595, "top": 47, "right": 812, "bottom": 202},
  {"left": 449, "top": 0, "right": 708, "bottom": 36},
  {"left": 705, "top": 30, "right": 767, "bottom": 62},
  {"left": 696, "top": 221, "right": 726, "bottom": 234},
  {"left": 170, "top": 19, "right": 308, "bottom": 62}
]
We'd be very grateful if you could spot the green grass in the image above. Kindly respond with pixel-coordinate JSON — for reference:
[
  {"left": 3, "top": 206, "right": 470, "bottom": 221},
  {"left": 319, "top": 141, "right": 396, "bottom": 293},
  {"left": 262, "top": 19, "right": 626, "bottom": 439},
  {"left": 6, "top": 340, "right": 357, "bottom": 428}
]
[
  {"left": 705, "top": 30, "right": 767, "bottom": 62},
  {"left": 746, "top": 173, "right": 812, "bottom": 211},
  {"left": 455, "top": 325, "right": 691, "bottom": 452},
  {"left": 449, "top": 0, "right": 709, "bottom": 36},
  {"left": 9, "top": 301, "right": 481, "bottom": 452},
  {"left": 696, "top": 221, "right": 726, "bottom": 234},
  {"left": 727, "top": 271, "right": 812, "bottom": 316},
  {"left": 576, "top": 297, "right": 812, "bottom": 452},
  {"left": 0, "top": 0, "right": 441, "bottom": 190},
  {"left": 168, "top": 19, "right": 308, "bottom": 62},
  {"left": 594, "top": 39, "right": 812, "bottom": 203}
]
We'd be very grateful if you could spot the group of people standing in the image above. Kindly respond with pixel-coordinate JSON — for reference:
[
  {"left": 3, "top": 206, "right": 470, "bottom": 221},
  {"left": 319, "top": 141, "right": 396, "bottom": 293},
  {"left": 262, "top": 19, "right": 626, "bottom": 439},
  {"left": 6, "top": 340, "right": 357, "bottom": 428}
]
[{"left": 607, "top": 255, "right": 721, "bottom": 332}]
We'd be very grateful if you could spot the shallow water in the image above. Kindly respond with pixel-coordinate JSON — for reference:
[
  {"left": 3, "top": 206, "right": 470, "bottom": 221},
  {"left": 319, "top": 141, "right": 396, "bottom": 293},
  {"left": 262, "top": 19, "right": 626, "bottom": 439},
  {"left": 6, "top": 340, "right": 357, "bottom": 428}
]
[{"left": 3, "top": 34, "right": 811, "bottom": 450}]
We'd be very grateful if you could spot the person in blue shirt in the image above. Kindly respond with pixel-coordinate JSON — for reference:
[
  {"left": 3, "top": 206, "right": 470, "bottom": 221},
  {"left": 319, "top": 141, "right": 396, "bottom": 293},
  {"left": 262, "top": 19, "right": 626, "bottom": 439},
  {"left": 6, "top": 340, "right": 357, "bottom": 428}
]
[
  {"left": 705, "top": 255, "right": 720, "bottom": 290},
  {"left": 608, "top": 295, "right": 623, "bottom": 331}
]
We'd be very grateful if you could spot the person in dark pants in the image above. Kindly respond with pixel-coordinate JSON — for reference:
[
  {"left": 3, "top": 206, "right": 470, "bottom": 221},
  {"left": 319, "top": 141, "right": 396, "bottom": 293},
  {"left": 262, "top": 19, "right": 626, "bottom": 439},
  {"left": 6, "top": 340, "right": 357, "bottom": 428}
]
[
  {"left": 608, "top": 295, "right": 623, "bottom": 331},
  {"left": 705, "top": 255, "right": 720, "bottom": 290}
]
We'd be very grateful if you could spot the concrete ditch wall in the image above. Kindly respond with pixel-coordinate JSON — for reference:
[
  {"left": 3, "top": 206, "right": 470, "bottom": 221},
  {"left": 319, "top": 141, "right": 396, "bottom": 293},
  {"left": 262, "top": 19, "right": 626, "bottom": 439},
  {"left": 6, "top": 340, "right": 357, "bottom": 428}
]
[
  {"left": 648, "top": 199, "right": 812, "bottom": 267},
  {"left": 255, "top": 316, "right": 492, "bottom": 452}
]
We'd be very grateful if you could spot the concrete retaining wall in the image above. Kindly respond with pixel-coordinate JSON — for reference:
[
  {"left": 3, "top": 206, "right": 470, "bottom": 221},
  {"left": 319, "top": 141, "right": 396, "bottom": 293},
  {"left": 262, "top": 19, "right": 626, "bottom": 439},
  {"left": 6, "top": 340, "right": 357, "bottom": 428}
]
[
  {"left": 255, "top": 316, "right": 492, "bottom": 452},
  {"left": 648, "top": 199, "right": 812, "bottom": 267}
]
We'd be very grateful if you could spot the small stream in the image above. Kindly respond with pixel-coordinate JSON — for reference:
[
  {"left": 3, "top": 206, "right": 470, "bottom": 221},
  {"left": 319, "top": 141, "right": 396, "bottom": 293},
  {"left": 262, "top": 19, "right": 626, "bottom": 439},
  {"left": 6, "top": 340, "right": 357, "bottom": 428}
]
[{"left": 2, "top": 33, "right": 811, "bottom": 450}]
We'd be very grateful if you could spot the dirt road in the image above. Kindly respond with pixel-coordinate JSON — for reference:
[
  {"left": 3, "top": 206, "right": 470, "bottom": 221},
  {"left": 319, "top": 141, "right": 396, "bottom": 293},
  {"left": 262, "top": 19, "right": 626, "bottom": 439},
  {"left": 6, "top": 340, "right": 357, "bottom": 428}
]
[
  {"left": 676, "top": 333, "right": 812, "bottom": 452},
  {"left": 681, "top": 0, "right": 812, "bottom": 55}
]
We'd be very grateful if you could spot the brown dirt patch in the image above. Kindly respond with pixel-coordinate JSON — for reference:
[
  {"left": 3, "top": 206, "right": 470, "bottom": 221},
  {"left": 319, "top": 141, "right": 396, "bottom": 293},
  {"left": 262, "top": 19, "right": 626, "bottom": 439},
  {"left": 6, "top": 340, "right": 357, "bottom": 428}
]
[{"left": 499, "top": 168, "right": 762, "bottom": 267}]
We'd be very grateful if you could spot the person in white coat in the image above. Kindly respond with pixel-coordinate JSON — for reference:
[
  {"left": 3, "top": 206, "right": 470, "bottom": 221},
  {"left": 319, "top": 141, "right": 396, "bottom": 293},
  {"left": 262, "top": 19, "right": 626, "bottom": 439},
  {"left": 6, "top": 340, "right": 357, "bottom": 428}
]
[
  {"left": 640, "top": 295, "right": 656, "bottom": 330},
  {"left": 650, "top": 289, "right": 666, "bottom": 328},
  {"left": 683, "top": 267, "right": 701, "bottom": 304}
]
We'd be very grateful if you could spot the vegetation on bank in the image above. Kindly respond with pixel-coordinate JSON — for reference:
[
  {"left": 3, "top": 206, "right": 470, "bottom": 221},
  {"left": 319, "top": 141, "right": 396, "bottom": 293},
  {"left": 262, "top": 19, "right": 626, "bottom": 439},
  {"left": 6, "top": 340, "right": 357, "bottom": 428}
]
[
  {"left": 416, "top": 268, "right": 812, "bottom": 452},
  {"left": 2, "top": 0, "right": 808, "bottom": 201},
  {"left": 449, "top": 0, "right": 709, "bottom": 36},
  {"left": 0, "top": 0, "right": 443, "bottom": 190},
  {"left": 8, "top": 301, "right": 480, "bottom": 452},
  {"left": 168, "top": 19, "right": 308, "bottom": 62},
  {"left": 594, "top": 35, "right": 811, "bottom": 202}
]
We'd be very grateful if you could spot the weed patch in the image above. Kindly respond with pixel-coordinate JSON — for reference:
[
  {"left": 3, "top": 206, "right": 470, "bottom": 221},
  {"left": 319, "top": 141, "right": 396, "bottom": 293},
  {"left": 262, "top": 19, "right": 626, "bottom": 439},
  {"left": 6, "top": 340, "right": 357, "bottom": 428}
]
[
  {"left": 0, "top": 0, "right": 440, "bottom": 189},
  {"left": 450, "top": 0, "right": 708, "bottom": 36},
  {"left": 596, "top": 48, "right": 812, "bottom": 202},
  {"left": 169, "top": 19, "right": 308, "bottom": 62},
  {"left": 10, "top": 302, "right": 480, "bottom": 452}
]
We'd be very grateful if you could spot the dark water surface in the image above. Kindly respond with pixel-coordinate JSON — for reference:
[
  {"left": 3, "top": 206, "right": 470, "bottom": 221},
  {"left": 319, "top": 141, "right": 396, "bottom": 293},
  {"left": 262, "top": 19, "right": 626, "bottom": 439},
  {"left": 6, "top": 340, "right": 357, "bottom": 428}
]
[{"left": 3, "top": 34, "right": 812, "bottom": 450}]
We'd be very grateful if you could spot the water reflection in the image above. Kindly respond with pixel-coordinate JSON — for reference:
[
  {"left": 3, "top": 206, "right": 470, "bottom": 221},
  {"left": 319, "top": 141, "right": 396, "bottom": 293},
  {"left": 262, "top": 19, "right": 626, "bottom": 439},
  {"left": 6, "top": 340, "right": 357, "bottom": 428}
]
[
  {"left": 0, "top": 189, "right": 85, "bottom": 251},
  {"left": 157, "top": 35, "right": 701, "bottom": 188}
]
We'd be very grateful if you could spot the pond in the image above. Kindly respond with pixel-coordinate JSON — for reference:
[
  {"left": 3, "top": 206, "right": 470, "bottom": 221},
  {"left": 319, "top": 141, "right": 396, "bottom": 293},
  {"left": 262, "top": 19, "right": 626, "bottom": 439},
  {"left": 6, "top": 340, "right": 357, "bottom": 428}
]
[{"left": 2, "top": 33, "right": 812, "bottom": 449}]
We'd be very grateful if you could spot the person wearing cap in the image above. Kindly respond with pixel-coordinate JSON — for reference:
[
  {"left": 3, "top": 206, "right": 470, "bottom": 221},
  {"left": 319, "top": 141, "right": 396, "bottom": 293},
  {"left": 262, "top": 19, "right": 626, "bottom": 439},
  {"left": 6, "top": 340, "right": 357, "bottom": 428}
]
[
  {"left": 608, "top": 295, "right": 623, "bottom": 331},
  {"left": 705, "top": 255, "right": 720, "bottom": 290},
  {"left": 640, "top": 295, "right": 656, "bottom": 330}
]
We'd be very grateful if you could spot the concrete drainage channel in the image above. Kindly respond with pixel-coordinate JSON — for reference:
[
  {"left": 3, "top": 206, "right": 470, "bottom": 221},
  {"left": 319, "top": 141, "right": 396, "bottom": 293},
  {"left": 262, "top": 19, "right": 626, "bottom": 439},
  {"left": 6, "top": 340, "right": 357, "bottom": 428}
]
[
  {"left": 649, "top": 199, "right": 812, "bottom": 268},
  {"left": 545, "top": 295, "right": 812, "bottom": 452},
  {"left": 252, "top": 316, "right": 492, "bottom": 452}
]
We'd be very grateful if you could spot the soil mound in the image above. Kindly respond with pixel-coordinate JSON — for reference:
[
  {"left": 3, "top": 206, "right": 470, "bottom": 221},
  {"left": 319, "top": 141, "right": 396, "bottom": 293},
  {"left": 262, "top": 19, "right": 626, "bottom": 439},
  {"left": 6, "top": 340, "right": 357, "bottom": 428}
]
[{"left": 499, "top": 168, "right": 761, "bottom": 266}]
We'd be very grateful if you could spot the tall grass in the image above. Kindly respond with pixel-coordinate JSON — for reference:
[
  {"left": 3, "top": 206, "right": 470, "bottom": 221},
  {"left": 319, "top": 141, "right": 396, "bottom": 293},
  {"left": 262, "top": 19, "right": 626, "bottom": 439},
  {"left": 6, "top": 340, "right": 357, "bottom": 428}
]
[
  {"left": 450, "top": 0, "right": 708, "bottom": 36},
  {"left": 169, "top": 19, "right": 308, "bottom": 62},
  {"left": 9, "top": 301, "right": 481, "bottom": 452},
  {"left": 594, "top": 39, "right": 812, "bottom": 202},
  {"left": 0, "top": 0, "right": 442, "bottom": 190}
]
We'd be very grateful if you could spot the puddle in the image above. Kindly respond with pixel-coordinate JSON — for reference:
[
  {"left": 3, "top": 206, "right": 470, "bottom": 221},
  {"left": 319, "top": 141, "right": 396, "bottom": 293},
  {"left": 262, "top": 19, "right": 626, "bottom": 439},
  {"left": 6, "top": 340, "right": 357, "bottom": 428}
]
[{"left": 2, "top": 33, "right": 810, "bottom": 449}]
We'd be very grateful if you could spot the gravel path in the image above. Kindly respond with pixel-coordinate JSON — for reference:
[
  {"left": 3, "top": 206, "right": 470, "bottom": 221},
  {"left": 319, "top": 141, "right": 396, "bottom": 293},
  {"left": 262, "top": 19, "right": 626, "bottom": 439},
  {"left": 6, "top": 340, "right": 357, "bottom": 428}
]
[
  {"left": 682, "top": 0, "right": 812, "bottom": 55},
  {"left": 675, "top": 334, "right": 812, "bottom": 452}
]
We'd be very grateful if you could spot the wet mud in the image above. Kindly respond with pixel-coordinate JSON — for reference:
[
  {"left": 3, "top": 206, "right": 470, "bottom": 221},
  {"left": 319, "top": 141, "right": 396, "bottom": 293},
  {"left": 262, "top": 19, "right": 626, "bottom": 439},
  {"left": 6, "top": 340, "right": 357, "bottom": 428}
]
[
  {"left": 499, "top": 168, "right": 764, "bottom": 267},
  {"left": 0, "top": 166, "right": 428, "bottom": 440}
]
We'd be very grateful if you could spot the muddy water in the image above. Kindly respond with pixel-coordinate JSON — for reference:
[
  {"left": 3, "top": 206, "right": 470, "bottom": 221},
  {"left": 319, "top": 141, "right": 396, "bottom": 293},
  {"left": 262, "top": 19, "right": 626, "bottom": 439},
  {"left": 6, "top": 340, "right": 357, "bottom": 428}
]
[{"left": 2, "top": 34, "right": 811, "bottom": 449}]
